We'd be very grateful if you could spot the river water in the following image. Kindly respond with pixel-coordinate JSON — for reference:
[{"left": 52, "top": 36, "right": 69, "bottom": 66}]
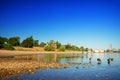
[{"left": 4, "top": 53, "right": 120, "bottom": 80}]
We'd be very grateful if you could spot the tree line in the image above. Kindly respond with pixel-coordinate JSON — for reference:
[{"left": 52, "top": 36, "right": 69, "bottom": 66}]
[{"left": 0, "top": 36, "right": 92, "bottom": 52}]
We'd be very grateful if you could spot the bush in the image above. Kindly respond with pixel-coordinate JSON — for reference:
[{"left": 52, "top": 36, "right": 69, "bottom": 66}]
[
  {"left": 59, "top": 45, "right": 65, "bottom": 51},
  {"left": 3, "top": 44, "right": 14, "bottom": 50},
  {"left": 0, "top": 44, "right": 4, "bottom": 49},
  {"left": 44, "top": 45, "right": 51, "bottom": 51}
]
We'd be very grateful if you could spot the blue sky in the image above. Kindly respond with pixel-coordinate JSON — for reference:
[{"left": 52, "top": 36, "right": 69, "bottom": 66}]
[{"left": 0, "top": 0, "right": 120, "bottom": 49}]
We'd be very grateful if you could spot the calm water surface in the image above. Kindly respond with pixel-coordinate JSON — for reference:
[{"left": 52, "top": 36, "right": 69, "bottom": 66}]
[{"left": 4, "top": 53, "right": 120, "bottom": 80}]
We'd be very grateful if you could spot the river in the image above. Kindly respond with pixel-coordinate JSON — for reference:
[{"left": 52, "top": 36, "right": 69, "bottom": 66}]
[{"left": 3, "top": 53, "right": 120, "bottom": 80}]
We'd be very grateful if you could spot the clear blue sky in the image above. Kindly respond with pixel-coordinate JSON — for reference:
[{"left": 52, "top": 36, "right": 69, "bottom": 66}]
[{"left": 0, "top": 0, "right": 120, "bottom": 49}]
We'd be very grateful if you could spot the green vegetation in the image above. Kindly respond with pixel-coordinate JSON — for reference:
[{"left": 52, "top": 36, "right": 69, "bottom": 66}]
[
  {"left": 3, "top": 44, "right": 14, "bottom": 50},
  {"left": 59, "top": 45, "right": 65, "bottom": 51},
  {"left": 44, "top": 40, "right": 56, "bottom": 51},
  {"left": 56, "top": 41, "right": 61, "bottom": 49},
  {"left": 8, "top": 37, "right": 20, "bottom": 46},
  {"left": 65, "top": 43, "right": 72, "bottom": 50},
  {"left": 0, "top": 36, "right": 96, "bottom": 52},
  {"left": 40, "top": 42, "right": 46, "bottom": 47},
  {"left": 1, "top": 36, "right": 120, "bottom": 53},
  {"left": 44, "top": 45, "right": 51, "bottom": 51},
  {"left": 0, "top": 37, "right": 8, "bottom": 49},
  {"left": 80, "top": 46, "right": 84, "bottom": 53},
  {"left": 21, "top": 36, "right": 34, "bottom": 48},
  {"left": 33, "top": 40, "right": 39, "bottom": 47},
  {"left": 85, "top": 48, "right": 88, "bottom": 52}
]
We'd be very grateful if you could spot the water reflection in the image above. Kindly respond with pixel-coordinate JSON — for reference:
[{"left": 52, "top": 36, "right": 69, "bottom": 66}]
[{"left": 1, "top": 53, "right": 117, "bottom": 67}]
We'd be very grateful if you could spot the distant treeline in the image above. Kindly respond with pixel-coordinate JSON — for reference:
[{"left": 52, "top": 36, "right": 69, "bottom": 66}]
[{"left": 0, "top": 36, "right": 93, "bottom": 52}]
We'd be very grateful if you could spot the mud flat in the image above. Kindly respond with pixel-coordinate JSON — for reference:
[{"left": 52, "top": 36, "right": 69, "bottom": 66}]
[{"left": 0, "top": 59, "right": 67, "bottom": 79}]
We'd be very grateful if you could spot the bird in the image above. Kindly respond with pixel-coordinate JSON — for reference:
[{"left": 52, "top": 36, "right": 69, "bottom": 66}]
[
  {"left": 107, "top": 58, "right": 111, "bottom": 64},
  {"left": 110, "top": 58, "right": 114, "bottom": 61},
  {"left": 97, "top": 58, "right": 101, "bottom": 61},
  {"left": 97, "top": 58, "right": 101, "bottom": 64}
]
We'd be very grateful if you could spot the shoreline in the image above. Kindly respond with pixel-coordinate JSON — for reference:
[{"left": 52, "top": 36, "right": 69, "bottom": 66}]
[{"left": 0, "top": 50, "right": 82, "bottom": 56}]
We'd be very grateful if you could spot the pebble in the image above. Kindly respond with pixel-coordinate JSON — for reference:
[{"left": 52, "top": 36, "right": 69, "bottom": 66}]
[{"left": 0, "top": 59, "right": 67, "bottom": 79}]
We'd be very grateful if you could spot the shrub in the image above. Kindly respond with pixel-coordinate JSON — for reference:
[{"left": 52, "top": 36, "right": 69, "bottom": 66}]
[
  {"left": 3, "top": 44, "right": 14, "bottom": 50},
  {"left": 44, "top": 45, "right": 51, "bottom": 51},
  {"left": 0, "top": 44, "right": 4, "bottom": 49},
  {"left": 59, "top": 45, "right": 65, "bottom": 51}
]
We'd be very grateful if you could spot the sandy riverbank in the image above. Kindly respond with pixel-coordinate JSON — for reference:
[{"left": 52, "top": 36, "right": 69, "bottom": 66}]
[{"left": 0, "top": 50, "right": 82, "bottom": 56}]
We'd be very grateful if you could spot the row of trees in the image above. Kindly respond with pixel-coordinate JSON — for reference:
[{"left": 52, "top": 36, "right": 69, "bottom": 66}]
[
  {"left": 0, "top": 36, "right": 92, "bottom": 52},
  {"left": 0, "top": 36, "right": 36, "bottom": 50}
]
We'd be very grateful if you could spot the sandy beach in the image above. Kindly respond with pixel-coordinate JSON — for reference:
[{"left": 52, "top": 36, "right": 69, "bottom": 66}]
[{"left": 0, "top": 50, "right": 82, "bottom": 56}]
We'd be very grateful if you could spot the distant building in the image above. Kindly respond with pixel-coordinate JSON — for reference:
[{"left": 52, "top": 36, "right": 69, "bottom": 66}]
[{"left": 94, "top": 49, "right": 104, "bottom": 53}]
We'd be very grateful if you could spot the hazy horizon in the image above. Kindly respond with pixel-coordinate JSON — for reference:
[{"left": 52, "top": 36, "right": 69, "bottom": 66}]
[{"left": 0, "top": 0, "right": 120, "bottom": 50}]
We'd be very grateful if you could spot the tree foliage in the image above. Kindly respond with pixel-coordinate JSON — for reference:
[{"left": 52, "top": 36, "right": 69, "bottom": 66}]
[
  {"left": 8, "top": 37, "right": 20, "bottom": 46},
  {"left": 59, "top": 45, "right": 65, "bottom": 51},
  {"left": 0, "top": 36, "right": 8, "bottom": 44},
  {"left": 0, "top": 36, "right": 94, "bottom": 52},
  {"left": 65, "top": 44, "right": 80, "bottom": 51},
  {"left": 80, "top": 46, "right": 84, "bottom": 53},
  {"left": 72, "top": 46, "right": 80, "bottom": 51},
  {"left": 33, "top": 40, "right": 39, "bottom": 46},
  {"left": 21, "top": 36, "right": 33, "bottom": 48},
  {"left": 48, "top": 40, "right": 56, "bottom": 51},
  {"left": 40, "top": 42, "right": 46, "bottom": 47},
  {"left": 65, "top": 43, "right": 72, "bottom": 50},
  {"left": 3, "top": 44, "right": 14, "bottom": 50},
  {"left": 44, "top": 45, "right": 51, "bottom": 51},
  {"left": 44, "top": 40, "right": 56, "bottom": 51},
  {"left": 85, "top": 48, "right": 89, "bottom": 52},
  {"left": 56, "top": 41, "right": 61, "bottom": 49},
  {"left": 0, "top": 37, "right": 8, "bottom": 49}
]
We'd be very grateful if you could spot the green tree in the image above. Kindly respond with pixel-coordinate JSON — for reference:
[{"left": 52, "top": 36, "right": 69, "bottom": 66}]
[
  {"left": 21, "top": 36, "right": 34, "bottom": 48},
  {"left": 0, "top": 37, "right": 8, "bottom": 49},
  {"left": 33, "top": 40, "right": 39, "bottom": 46},
  {"left": 65, "top": 43, "right": 72, "bottom": 50},
  {"left": 48, "top": 40, "right": 56, "bottom": 51},
  {"left": 44, "top": 45, "right": 51, "bottom": 51},
  {"left": 80, "top": 46, "right": 84, "bottom": 53},
  {"left": 85, "top": 48, "right": 89, "bottom": 52},
  {"left": 90, "top": 49, "right": 93, "bottom": 52},
  {"left": 74, "top": 46, "right": 80, "bottom": 51},
  {"left": 59, "top": 45, "right": 65, "bottom": 51},
  {"left": 71, "top": 45, "right": 75, "bottom": 50},
  {"left": 44, "top": 40, "right": 56, "bottom": 51},
  {"left": 0, "top": 36, "right": 8, "bottom": 44},
  {"left": 56, "top": 41, "right": 61, "bottom": 49},
  {"left": 40, "top": 42, "right": 46, "bottom": 47},
  {"left": 3, "top": 44, "right": 14, "bottom": 50},
  {"left": 8, "top": 36, "right": 20, "bottom": 46}
]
